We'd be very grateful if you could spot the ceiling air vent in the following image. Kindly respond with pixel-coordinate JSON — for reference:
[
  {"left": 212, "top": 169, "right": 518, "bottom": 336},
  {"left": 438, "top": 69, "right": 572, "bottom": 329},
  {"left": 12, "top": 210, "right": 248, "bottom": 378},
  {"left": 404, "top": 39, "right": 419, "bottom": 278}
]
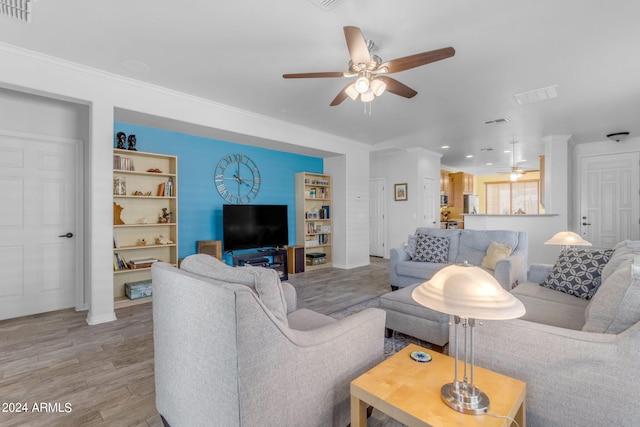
[
  {"left": 307, "top": 0, "right": 345, "bottom": 11},
  {"left": 0, "top": 0, "right": 33, "bottom": 23},
  {"left": 514, "top": 85, "right": 559, "bottom": 105},
  {"left": 482, "top": 117, "right": 510, "bottom": 125}
]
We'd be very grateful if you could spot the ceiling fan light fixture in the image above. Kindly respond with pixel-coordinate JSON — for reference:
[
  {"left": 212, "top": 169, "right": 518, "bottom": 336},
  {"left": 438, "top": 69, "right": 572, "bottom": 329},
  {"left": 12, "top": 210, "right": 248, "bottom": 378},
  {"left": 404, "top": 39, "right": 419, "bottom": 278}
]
[
  {"left": 355, "top": 76, "right": 370, "bottom": 94},
  {"left": 360, "top": 90, "right": 375, "bottom": 103},
  {"left": 345, "top": 83, "right": 359, "bottom": 100},
  {"left": 370, "top": 78, "right": 387, "bottom": 96},
  {"left": 510, "top": 171, "right": 519, "bottom": 182}
]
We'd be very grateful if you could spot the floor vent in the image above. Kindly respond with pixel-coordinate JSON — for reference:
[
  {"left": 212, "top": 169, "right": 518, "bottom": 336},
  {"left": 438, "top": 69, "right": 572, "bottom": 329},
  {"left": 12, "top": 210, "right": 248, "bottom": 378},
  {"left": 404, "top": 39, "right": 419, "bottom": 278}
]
[
  {"left": 307, "top": 0, "right": 345, "bottom": 11},
  {"left": 0, "top": 0, "right": 33, "bottom": 23}
]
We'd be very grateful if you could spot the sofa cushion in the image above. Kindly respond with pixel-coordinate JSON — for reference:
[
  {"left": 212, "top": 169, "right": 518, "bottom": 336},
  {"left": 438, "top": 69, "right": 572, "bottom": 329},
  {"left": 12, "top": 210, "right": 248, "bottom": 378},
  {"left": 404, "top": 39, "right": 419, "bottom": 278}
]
[
  {"left": 602, "top": 244, "right": 639, "bottom": 282},
  {"left": 456, "top": 230, "right": 519, "bottom": 266},
  {"left": 414, "top": 228, "right": 461, "bottom": 262},
  {"left": 180, "top": 254, "right": 256, "bottom": 287},
  {"left": 482, "top": 241, "right": 513, "bottom": 270},
  {"left": 246, "top": 266, "right": 289, "bottom": 327},
  {"left": 181, "top": 254, "right": 289, "bottom": 325},
  {"left": 512, "top": 282, "right": 588, "bottom": 330},
  {"left": 396, "top": 260, "right": 448, "bottom": 280},
  {"left": 583, "top": 263, "right": 640, "bottom": 333},
  {"left": 414, "top": 234, "right": 450, "bottom": 263},
  {"left": 541, "top": 249, "right": 613, "bottom": 299},
  {"left": 405, "top": 234, "right": 418, "bottom": 258}
]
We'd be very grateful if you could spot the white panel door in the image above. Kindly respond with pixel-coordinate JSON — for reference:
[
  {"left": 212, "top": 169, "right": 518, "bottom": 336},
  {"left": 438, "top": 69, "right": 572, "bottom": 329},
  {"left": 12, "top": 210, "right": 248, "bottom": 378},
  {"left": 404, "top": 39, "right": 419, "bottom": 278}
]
[
  {"left": 422, "top": 177, "right": 438, "bottom": 228},
  {"left": 0, "top": 134, "right": 78, "bottom": 320},
  {"left": 369, "top": 178, "right": 385, "bottom": 257},
  {"left": 580, "top": 152, "right": 640, "bottom": 247}
]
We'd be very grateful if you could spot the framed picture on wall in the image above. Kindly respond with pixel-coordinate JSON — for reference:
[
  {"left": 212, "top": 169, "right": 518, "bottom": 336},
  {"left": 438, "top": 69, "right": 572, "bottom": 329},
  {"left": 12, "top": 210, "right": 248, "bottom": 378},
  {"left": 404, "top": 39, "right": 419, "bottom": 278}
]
[{"left": 394, "top": 183, "right": 408, "bottom": 201}]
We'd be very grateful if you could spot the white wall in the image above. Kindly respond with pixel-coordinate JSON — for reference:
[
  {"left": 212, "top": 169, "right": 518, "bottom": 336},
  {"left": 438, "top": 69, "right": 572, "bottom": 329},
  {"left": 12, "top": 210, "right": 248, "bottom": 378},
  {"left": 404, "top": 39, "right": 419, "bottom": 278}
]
[
  {"left": 0, "top": 43, "right": 371, "bottom": 324},
  {"left": 370, "top": 148, "right": 441, "bottom": 257}
]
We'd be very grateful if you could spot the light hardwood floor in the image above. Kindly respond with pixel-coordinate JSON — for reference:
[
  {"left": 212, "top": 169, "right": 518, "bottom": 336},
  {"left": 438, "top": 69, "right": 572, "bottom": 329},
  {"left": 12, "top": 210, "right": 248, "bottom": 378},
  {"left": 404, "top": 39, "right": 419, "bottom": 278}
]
[{"left": 0, "top": 258, "right": 403, "bottom": 427}]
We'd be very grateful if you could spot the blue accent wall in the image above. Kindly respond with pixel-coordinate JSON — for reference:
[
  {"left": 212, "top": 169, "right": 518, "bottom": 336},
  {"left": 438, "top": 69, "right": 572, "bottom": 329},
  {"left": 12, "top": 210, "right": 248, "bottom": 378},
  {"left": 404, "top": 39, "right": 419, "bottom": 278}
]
[{"left": 114, "top": 122, "right": 323, "bottom": 259}]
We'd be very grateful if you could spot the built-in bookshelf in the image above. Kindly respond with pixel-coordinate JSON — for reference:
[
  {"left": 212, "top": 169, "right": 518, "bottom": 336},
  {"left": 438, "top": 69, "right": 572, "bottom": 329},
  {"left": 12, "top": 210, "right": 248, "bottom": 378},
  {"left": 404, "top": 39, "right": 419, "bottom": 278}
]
[
  {"left": 295, "top": 172, "right": 332, "bottom": 271},
  {"left": 113, "top": 149, "right": 178, "bottom": 308}
]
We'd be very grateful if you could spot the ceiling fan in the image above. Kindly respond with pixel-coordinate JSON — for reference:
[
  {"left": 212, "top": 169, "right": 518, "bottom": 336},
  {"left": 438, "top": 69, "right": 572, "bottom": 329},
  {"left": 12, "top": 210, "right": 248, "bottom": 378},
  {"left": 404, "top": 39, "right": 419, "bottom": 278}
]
[
  {"left": 503, "top": 140, "right": 527, "bottom": 181},
  {"left": 282, "top": 26, "right": 455, "bottom": 106}
]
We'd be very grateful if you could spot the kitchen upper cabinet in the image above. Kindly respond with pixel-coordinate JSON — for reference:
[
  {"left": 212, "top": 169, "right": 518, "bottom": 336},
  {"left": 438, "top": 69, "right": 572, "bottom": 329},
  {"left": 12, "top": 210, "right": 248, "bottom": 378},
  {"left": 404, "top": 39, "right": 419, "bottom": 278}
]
[{"left": 448, "top": 172, "right": 474, "bottom": 208}]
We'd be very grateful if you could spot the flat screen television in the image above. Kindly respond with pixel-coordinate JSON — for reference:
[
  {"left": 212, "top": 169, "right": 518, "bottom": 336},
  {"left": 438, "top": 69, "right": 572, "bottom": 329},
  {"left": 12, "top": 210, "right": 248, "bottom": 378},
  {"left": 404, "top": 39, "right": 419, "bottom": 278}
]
[{"left": 222, "top": 204, "right": 289, "bottom": 251}]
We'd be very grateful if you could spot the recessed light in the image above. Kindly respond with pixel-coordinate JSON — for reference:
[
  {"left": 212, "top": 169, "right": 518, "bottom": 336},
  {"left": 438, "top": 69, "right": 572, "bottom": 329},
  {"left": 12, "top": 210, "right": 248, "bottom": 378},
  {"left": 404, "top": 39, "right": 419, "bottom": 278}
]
[
  {"left": 485, "top": 162, "right": 493, "bottom": 166},
  {"left": 441, "top": 145, "right": 450, "bottom": 149},
  {"left": 466, "top": 155, "right": 474, "bottom": 158},
  {"left": 504, "top": 150, "right": 511, "bottom": 153}
]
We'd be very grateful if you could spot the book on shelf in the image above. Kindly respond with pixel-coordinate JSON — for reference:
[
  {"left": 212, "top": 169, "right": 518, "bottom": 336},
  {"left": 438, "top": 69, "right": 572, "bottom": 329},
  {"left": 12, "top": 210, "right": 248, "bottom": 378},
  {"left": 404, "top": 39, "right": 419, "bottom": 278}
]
[
  {"left": 157, "top": 182, "right": 165, "bottom": 196},
  {"left": 113, "top": 154, "right": 135, "bottom": 171},
  {"left": 113, "top": 231, "right": 120, "bottom": 248},
  {"left": 113, "top": 253, "right": 129, "bottom": 271},
  {"left": 129, "top": 258, "right": 159, "bottom": 265}
]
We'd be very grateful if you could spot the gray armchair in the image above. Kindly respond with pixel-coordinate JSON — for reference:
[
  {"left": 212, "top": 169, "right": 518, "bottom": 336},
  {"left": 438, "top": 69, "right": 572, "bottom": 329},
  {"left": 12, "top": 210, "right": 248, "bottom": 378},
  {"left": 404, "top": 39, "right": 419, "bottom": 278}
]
[{"left": 152, "top": 258, "right": 385, "bottom": 427}]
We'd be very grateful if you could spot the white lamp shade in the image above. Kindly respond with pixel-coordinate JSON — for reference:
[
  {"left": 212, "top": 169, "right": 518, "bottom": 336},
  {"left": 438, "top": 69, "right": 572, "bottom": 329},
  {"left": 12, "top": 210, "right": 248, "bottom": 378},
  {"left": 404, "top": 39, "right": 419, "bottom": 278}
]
[
  {"left": 355, "top": 76, "right": 370, "bottom": 94},
  {"left": 370, "top": 78, "right": 387, "bottom": 96},
  {"left": 344, "top": 83, "right": 359, "bottom": 100},
  {"left": 412, "top": 264, "right": 525, "bottom": 320},
  {"left": 544, "top": 231, "right": 592, "bottom": 246},
  {"left": 360, "top": 90, "right": 374, "bottom": 102}
]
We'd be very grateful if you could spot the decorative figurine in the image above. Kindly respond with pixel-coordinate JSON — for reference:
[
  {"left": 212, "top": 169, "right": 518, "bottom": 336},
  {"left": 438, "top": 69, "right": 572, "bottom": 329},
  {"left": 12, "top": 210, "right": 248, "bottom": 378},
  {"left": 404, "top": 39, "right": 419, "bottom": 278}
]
[
  {"left": 127, "top": 134, "right": 137, "bottom": 151},
  {"left": 159, "top": 208, "right": 172, "bottom": 223},
  {"left": 156, "top": 234, "right": 174, "bottom": 245},
  {"left": 116, "top": 131, "right": 126, "bottom": 149},
  {"left": 138, "top": 238, "right": 147, "bottom": 246}
]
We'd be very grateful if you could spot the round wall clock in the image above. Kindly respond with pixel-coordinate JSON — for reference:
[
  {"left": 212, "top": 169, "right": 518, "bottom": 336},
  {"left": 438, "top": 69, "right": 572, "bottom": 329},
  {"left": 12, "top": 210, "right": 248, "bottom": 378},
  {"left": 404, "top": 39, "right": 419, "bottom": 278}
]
[{"left": 214, "top": 153, "right": 261, "bottom": 204}]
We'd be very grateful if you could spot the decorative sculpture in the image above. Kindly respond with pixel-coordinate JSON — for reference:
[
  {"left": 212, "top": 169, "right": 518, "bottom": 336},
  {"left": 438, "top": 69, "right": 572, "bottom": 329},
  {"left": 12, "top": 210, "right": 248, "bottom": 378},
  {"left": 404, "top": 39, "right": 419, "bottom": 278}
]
[
  {"left": 116, "top": 131, "right": 126, "bottom": 149},
  {"left": 127, "top": 134, "right": 137, "bottom": 151}
]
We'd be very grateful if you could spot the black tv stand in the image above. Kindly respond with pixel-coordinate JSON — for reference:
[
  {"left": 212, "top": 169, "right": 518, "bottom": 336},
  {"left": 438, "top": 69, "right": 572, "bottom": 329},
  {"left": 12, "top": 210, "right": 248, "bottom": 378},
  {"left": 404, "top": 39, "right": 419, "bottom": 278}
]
[{"left": 232, "top": 248, "right": 288, "bottom": 281}]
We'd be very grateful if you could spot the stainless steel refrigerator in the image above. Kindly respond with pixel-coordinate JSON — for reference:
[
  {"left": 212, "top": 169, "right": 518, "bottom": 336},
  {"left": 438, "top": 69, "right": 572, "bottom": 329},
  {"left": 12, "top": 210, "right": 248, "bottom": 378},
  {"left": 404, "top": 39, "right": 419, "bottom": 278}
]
[{"left": 463, "top": 195, "right": 479, "bottom": 214}]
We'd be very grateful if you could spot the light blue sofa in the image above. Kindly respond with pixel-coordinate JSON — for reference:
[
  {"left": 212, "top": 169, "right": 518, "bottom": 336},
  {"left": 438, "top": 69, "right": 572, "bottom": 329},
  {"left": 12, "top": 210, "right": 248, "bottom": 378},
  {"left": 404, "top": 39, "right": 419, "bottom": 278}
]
[
  {"left": 381, "top": 228, "right": 528, "bottom": 346},
  {"left": 389, "top": 227, "right": 528, "bottom": 290},
  {"left": 466, "top": 240, "right": 640, "bottom": 426},
  {"left": 152, "top": 254, "right": 385, "bottom": 427}
]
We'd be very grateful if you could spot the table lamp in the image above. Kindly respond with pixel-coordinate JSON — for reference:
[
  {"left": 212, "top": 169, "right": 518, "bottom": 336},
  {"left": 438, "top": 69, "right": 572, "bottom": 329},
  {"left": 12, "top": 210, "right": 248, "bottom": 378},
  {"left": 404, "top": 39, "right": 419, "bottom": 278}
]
[
  {"left": 412, "top": 263, "right": 525, "bottom": 415},
  {"left": 544, "top": 231, "right": 591, "bottom": 251}
]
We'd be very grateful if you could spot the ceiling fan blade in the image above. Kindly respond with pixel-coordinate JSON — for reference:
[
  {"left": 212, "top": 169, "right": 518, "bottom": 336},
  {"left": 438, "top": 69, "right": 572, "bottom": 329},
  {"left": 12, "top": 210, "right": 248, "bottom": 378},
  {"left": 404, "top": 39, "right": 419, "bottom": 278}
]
[
  {"left": 380, "top": 47, "right": 455, "bottom": 74},
  {"left": 283, "top": 71, "right": 345, "bottom": 79},
  {"left": 377, "top": 76, "right": 417, "bottom": 98},
  {"left": 343, "top": 26, "right": 371, "bottom": 65},
  {"left": 330, "top": 84, "right": 352, "bottom": 106}
]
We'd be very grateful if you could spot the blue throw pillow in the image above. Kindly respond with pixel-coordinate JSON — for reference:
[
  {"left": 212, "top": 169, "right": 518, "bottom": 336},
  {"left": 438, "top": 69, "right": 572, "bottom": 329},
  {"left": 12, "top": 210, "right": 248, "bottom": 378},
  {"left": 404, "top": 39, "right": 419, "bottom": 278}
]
[{"left": 541, "top": 248, "right": 613, "bottom": 299}]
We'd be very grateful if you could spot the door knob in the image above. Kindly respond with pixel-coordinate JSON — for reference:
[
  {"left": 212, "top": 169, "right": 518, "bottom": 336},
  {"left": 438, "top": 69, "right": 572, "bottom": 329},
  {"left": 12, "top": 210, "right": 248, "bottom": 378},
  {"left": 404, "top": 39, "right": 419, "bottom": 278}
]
[
  {"left": 58, "top": 232, "right": 74, "bottom": 238},
  {"left": 582, "top": 223, "right": 591, "bottom": 226}
]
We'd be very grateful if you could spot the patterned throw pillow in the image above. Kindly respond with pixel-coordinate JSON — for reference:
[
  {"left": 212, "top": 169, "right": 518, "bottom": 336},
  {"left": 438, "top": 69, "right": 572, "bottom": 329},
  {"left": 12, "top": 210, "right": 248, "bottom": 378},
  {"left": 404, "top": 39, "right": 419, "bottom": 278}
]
[
  {"left": 541, "top": 249, "right": 613, "bottom": 299},
  {"left": 405, "top": 234, "right": 418, "bottom": 258},
  {"left": 414, "top": 234, "right": 450, "bottom": 263}
]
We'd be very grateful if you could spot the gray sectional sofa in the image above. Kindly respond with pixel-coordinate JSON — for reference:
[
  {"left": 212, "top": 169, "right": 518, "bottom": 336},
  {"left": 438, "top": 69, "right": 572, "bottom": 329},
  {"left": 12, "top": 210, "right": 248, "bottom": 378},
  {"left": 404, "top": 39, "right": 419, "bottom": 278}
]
[
  {"left": 389, "top": 227, "right": 528, "bottom": 291},
  {"left": 152, "top": 254, "right": 385, "bottom": 427},
  {"left": 463, "top": 240, "right": 640, "bottom": 426}
]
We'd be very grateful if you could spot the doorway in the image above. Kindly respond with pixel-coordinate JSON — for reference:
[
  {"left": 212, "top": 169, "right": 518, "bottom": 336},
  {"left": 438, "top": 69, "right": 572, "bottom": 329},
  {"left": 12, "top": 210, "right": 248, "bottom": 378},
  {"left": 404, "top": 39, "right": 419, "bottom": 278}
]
[
  {"left": 0, "top": 131, "right": 83, "bottom": 320},
  {"left": 579, "top": 152, "right": 640, "bottom": 246},
  {"left": 369, "top": 178, "right": 385, "bottom": 257}
]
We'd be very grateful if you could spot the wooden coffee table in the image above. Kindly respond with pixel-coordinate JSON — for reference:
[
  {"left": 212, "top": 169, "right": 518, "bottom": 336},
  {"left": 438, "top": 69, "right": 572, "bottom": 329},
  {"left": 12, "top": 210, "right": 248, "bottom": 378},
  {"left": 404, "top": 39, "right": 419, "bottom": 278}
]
[{"left": 351, "top": 344, "right": 526, "bottom": 427}]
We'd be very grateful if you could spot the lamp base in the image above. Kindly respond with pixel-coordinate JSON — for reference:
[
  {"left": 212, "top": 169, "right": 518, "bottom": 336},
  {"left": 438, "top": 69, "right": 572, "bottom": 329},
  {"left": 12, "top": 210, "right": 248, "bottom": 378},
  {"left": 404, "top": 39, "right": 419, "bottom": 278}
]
[{"left": 441, "top": 382, "right": 490, "bottom": 415}]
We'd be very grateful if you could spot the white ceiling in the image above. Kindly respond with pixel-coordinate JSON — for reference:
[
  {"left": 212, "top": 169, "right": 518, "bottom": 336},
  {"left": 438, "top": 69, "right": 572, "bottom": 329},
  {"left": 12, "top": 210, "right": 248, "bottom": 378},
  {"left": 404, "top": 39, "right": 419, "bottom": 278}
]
[{"left": 1, "top": 0, "right": 639, "bottom": 174}]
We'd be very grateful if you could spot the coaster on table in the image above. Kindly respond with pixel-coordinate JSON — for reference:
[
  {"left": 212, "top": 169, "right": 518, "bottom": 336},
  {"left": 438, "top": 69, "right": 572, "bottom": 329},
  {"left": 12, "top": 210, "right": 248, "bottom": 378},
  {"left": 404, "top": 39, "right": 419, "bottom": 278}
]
[{"left": 410, "top": 350, "right": 432, "bottom": 363}]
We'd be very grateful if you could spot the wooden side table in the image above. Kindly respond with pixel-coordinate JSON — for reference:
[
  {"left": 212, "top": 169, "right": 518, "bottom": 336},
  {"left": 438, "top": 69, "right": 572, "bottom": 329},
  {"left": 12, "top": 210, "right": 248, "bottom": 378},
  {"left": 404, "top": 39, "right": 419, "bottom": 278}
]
[{"left": 351, "top": 344, "right": 526, "bottom": 427}]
